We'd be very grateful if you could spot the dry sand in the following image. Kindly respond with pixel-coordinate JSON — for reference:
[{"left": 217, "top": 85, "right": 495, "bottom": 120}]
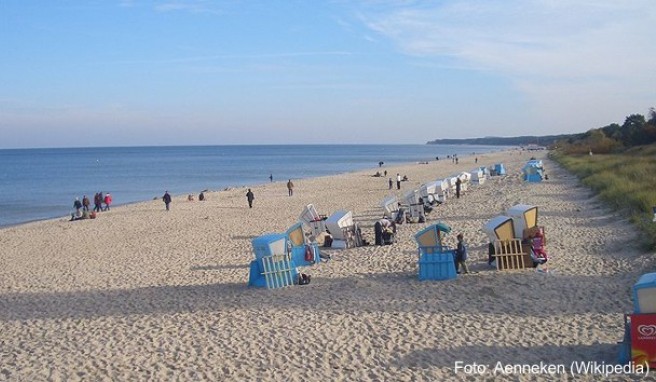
[{"left": 1, "top": 149, "right": 654, "bottom": 381}]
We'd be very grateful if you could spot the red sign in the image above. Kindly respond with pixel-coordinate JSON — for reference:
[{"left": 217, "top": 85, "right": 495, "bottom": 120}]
[{"left": 630, "top": 313, "right": 656, "bottom": 367}]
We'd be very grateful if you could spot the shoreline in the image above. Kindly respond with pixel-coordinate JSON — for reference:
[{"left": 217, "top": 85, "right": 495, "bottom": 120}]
[
  {"left": 0, "top": 147, "right": 498, "bottom": 231},
  {"left": 1, "top": 148, "right": 649, "bottom": 380}
]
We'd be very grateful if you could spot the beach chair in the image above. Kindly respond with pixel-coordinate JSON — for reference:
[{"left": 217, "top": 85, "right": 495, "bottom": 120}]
[
  {"left": 325, "top": 210, "right": 362, "bottom": 248},
  {"left": 298, "top": 204, "right": 327, "bottom": 239},
  {"left": 419, "top": 181, "right": 439, "bottom": 206},
  {"left": 381, "top": 195, "right": 401, "bottom": 221},
  {"left": 471, "top": 168, "right": 486, "bottom": 185},
  {"left": 414, "top": 223, "right": 456, "bottom": 280},
  {"left": 457, "top": 172, "right": 471, "bottom": 192},
  {"left": 403, "top": 189, "right": 426, "bottom": 223},
  {"left": 249, "top": 233, "right": 298, "bottom": 287},
  {"left": 434, "top": 179, "right": 449, "bottom": 202}
]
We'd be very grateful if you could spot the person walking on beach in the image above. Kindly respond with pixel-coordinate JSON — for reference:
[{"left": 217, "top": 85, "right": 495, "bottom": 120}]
[
  {"left": 396, "top": 173, "right": 401, "bottom": 190},
  {"left": 269, "top": 174, "right": 273, "bottom": 182},
  {"left": 82, "top": 195, "right": 90, "bottom": 212},
  {"left": 93, "top": 193, "right": 102, "bottom": 212},
  {"left": 455, "top": 233, "right": 469, "bottom": 274},
  {"left": 388, "top": 177, "right": 393, "bottom": 190},
  {"left": 456, "top": 177, "right": 462, "bottom": 199},
  {"left": 246, "top": 189, "right": 255, "bottom": 208},
  {"left": 73, "top": 197, "right": 82, "bottom": 216},
  {"left": 103, "top": 193, "right": 112, "bottom": 211},
  {"left": 163, "top": 191, "right": 172, "bottom": 211},
  {"left": 287, "top": 179, "right": 294, "bottom": 196}
]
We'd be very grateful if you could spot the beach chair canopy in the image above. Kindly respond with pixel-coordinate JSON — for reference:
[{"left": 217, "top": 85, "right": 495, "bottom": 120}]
[
  {"left": 403, "top": 189, "right": 421, "bottom": 205},
  {"left": 435, "top": 179, "right": 449, "bottom": 194},
  {"left": 470, "top": 168, "right": 484, "bottom": 180},
  {"left": 299, "top": 204, "right": 322, "bottom": 224},
  {"left": 414, "top": 222, "right": 452, "bottom": 247},
  {"left": 458, "top": 172, "right": 471, "bottom": 182},
  {"left": 507, "top": 204, "right": 538, "bottom": 237},
  {"left": 381, "top": 195, "right": 399, "bottom": 217},
  {"left": 285, "top": 222, "right": 307, "bottom": 247},
  {"left": 420, "top": 181, "right": 437, "bottom": 197},
  {"left": 251, "top": 233, "right": 287, "bottom": 261},
  {"left": 325, "top": 210, "right": 355, "bottom": 241},
  {"left": 483, "top": 215, "right": 515, "bottom": 242},
  {"left": 494, "top": 163, "right": 506, "bottom": 175}
]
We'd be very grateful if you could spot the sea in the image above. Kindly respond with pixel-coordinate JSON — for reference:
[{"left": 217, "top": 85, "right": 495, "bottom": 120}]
[{"left": 0, "top": 144, "right": 510, "bottom": 227}]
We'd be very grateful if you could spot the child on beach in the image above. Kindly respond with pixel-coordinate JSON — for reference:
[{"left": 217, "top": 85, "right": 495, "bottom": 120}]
[{"left": 455, "top": 233, "right": 469, "bottom": 274}]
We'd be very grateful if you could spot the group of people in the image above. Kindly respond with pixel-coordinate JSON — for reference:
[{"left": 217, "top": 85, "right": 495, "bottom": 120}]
[
  {"left": 162, "top": 190, "right": 207, "bottom": 210},
  {"left": 71, "top": 192, "right": 111, "bottom": 221},
  {"left": 245, "top": 179, "right": 295, "bottom": 209}
]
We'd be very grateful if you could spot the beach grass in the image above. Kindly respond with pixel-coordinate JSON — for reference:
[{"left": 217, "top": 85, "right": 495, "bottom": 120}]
[{"left": 550, "top": 144, "right": 656, "bottom": 249}]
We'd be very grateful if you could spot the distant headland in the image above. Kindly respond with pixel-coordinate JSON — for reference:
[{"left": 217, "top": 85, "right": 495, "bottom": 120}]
[{"left": 427, "top": 134, "right": 577, "bottom": 147}]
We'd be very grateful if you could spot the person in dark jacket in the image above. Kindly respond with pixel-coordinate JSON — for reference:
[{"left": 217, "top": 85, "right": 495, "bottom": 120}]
[
  {"left": 73, "top": 197, "right": 82, "bottom": 216},
  {"left": 246, "top": 189, "right": 255, "bottom": 208},
  {"left": 455, "top": 233, "right": 469, "bottom": 274},
  {"left": 163, "top": 191, "right": 172, "bottom": 211},
  {"left": 456, "top": 177, "right": 462, "bottom": 199}
]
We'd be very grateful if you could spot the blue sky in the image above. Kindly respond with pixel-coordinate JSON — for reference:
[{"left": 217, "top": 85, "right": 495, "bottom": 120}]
[{"left": 1, "top": 0, "right": 654, "bottom": 149}]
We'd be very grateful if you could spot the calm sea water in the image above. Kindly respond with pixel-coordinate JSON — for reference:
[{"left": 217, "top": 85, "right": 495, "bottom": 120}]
[{"left": 0, "top": 144, "right": 508, "bottom": 227}]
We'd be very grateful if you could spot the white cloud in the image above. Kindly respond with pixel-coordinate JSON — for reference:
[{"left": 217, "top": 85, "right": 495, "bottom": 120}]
[{"left": 357, "top": 0, "right": 656, "bottom": 129}]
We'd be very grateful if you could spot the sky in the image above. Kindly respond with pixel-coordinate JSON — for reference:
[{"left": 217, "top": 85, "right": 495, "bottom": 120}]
[{"left": 0, "top": 0, "right": 654, "bottom": 149}]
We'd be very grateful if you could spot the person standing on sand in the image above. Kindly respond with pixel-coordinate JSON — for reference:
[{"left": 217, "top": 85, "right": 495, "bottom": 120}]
[
  {"left": 388, "top": 177, "right": 393, "bottom": 190},
  {"left": 455, "top": 233, "right": 469, "bottom": 274},
  {"left": 287, "top": 179, "right": 294, "bottom": 196},
  {"left": 103, "top": 193, "right": 112, "bottom": 211},
  {"left": 73, "top": 197, "right": 82, "bottom": 216},
  {"left": 93, "top": 193, "right": 102, "bottom": 212},
  {"left": 82, "top": 195, "right": 90, "bottom": 212},
  {"left": 246, "top": 189, "right": 255, "bottom": 208},
  {"left": 163, "top": 191, "right": 172, "bottom": 211},
  {"left": 396, "top": 173, "right": 401, "bottom": 190},
  {"left": 456, "top": 177, "right": 462, "bottom": 199}
]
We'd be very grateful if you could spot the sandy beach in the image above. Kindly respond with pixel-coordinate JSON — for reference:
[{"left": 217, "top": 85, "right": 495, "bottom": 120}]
[{"left": 1, "top": 149, "right": 653, "bottom": 381}]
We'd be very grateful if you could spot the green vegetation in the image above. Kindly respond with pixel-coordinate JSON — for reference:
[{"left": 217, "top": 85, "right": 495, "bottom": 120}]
[{"left": 551, "top": 125, "right": 656, "bottom": 249}]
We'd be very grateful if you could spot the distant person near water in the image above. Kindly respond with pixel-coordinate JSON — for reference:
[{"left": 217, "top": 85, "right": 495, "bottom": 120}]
[
  {"left": 269, "top": 174, "right": 273, "bottom": 182},
  {"left": 103, "top": 193, "right": 112, "bottom": 211},
  {"left": 82, "top": 195, "right": 90, "bottom": 212},
  {"left": 73, "top": 197, "right": 82, "bottom": 216},
  {"left": 163, "top": 191, "right": 171, "bottom": 211},
  {"left": 287, "top": 179, "right": 294, "bottom": 196},
  {"left": 246, "top": 189, "right": 255, "bottom": 208},
  {"left": 93, "top": 192, "right": 102, "bottom": 212},
  {"left": 198, "top": 191, "right": 205, "bottom": 201}
]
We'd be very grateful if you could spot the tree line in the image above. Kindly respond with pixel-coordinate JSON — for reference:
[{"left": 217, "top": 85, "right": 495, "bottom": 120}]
[{"left": 557, "top": 108, "right": 656, "bottom": 154}]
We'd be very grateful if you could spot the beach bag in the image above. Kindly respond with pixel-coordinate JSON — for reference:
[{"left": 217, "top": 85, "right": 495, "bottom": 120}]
[{"left": 298, "top": 273, "right": 311, "bottom": 285}]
